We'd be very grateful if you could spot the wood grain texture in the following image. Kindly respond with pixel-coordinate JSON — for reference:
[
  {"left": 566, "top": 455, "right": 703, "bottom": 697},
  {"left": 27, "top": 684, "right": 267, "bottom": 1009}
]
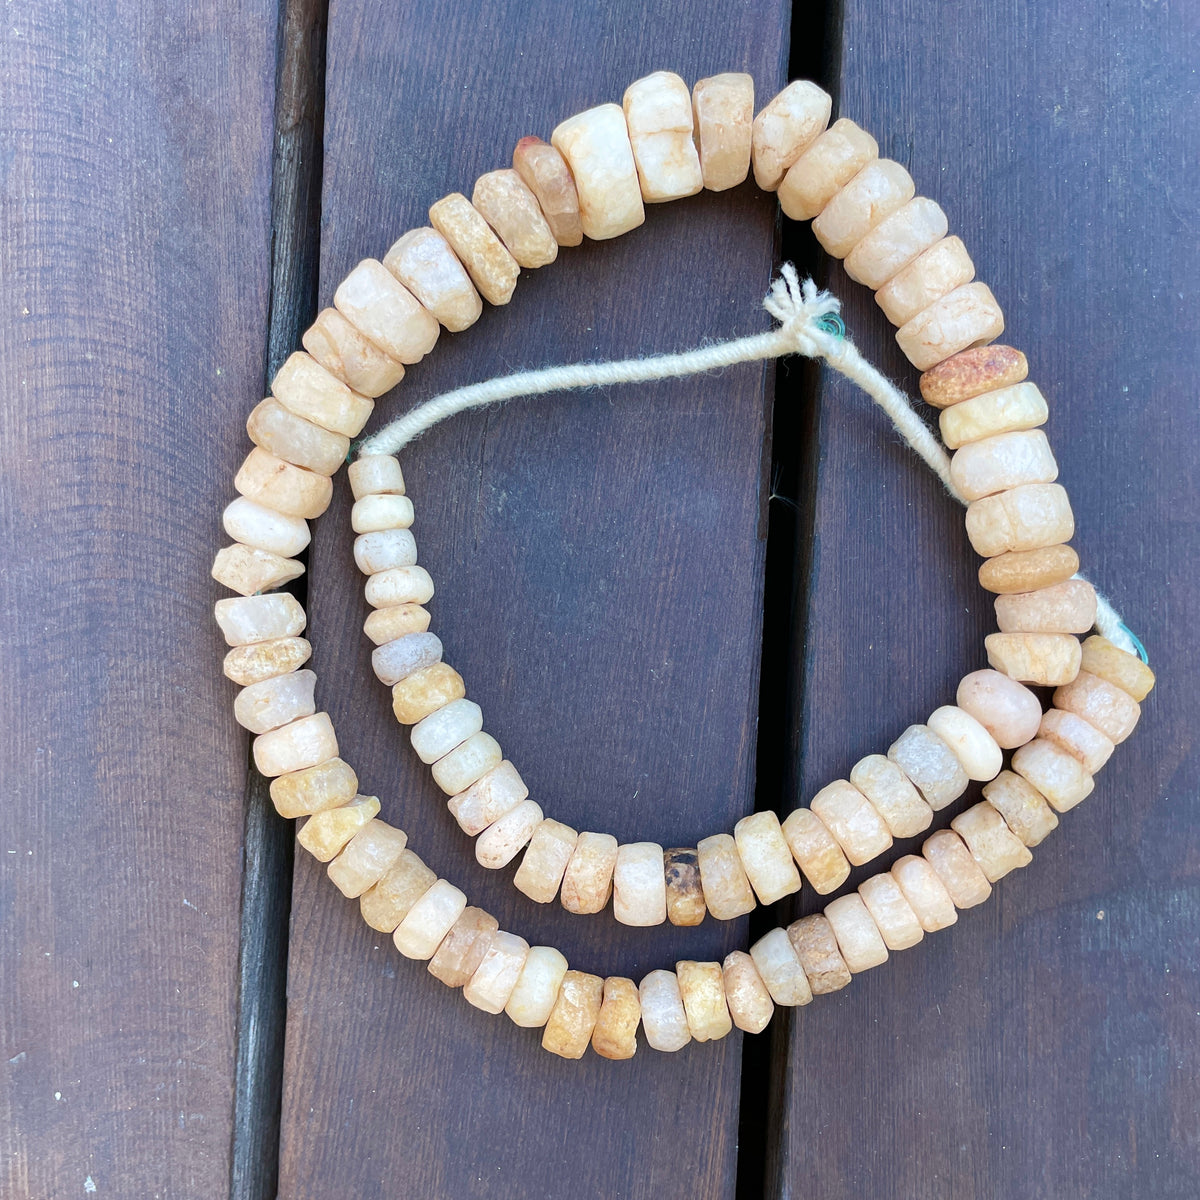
[
  {"left": 0, "top": 4, "right": 278, "bottom": 1198},
  {"left": 772, "top": 2, "right": 1200, "bottom": 1198},
  {"left": 276, "top": 2, "right": 787, "bottom": 1197}
]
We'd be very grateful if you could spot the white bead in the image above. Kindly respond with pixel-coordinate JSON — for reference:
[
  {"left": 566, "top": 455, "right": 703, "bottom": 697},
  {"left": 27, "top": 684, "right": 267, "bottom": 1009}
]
[
  {"left": 351, "top": 494, "right": 415, "bottom": 533},
  {"left": 410, "top": 698, "right": 483, "bottom": 764},
  {"left": 222, "top": 496, "right": 310, "bottom": 558},
  {"left": 392, "top": 878, "right": 467, "bottom": 960},
  {"left": 353, "top": 528, "right": 418, "bottom": 575},
  {"left": 926, "top": 705, "right": 1004, "bottom": 782}
]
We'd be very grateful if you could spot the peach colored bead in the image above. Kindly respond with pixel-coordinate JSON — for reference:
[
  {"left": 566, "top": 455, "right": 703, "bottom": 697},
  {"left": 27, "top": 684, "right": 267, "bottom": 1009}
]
[
  {"left": 393, "top": 878, "right": 467, "bottom": 960},
  {"left": 514, "top": 819, "right": 578, "bottom": 904},
  {"left": 409, "top": 696, "right": 480, "bottom": 763},
  {"left": 749, "top": 927, "right": 813, "bottom": 1007},
  {"left": 448, "top": 760, "right": 528, "bottom": 836},
  {"left": 613, "top": 842, "right": 667, "bottom": 927},
  {"left": 551, "top": 104, "right": 645, "bottom": 241},
  {"left": 512, "top": 136, "right": 583, "bottom": 247},
  {"left": 297, "top": 794, "right": 380, "bottom": 862},
  {"left": 733, "top": 810, "right": 802, "bottom": 904},
  {"left": 348, "top": 455, "right": 405, "bottom": 500},
  {"left": 849, "top": 754, "right": 932, "bottom": 838},
  {"left": 939, "top": 382, "right": 1049, "bottom": 449},
  {"left": 809, "top": 779, "right": 892, "bottom": 865},
  {"left": 777, "top": 117, "right": 877, "bottom": 221},
  {"left": 955, "top": 668, "right": 1043, "bottom": 749},
  {"left": 923, "top": 829, "right": 991, "bottom": 909},
  {"left": 559, "top": 831, "right": 618, "bottom": 915},
  {"left": 979, "top": 544, "right": 1080, "bottom": 596},
  {"left": 334, "top": 258, "right": 440, "bottom": 364},
  {"left": 390, "top": 662, "right": 465, "bottom": 725},
  {"left": 363, "top": 603, "right": 430, "bottom": 647},
  {"left": 327, "top": 819, "right": 408, "bottom": 898},
  {"left": 890, "top": 854, "right": 957, "bottom": 932},
  {"left": 780, "top": 807, "right": 851, "bottom": 894},
  {"left": 696, "top": 832, "right": 756, "bottom": 920},
  {"left": 858, "top": 872, "right": 923, "bottom": 951},
  {"left": 212, "top": 543, "right": 303, "bottom": 597},
  {"left": 428, "top": 193, "right": 520, "bottom": 306},
  {"left": 591, "top": 977, "right": 641, "bottom": 1060},
  {"left": 887, "top": 724, "right": 968, "bottom": 811},
  {"left": 824, "top": 893, "right": 889, "bottom": 973},
  {"left": 223, "top": 497, "right": 310, "bottom": 558},
  {"left": 301, "top": 307, "right": 405, "bottom": 398},
  {"left": 542, "top": 972, "right": 604, "bottom": 1059},
  {"left": 359, "top": 848, "right": 435, "bottom": 933},
  {"left": 351, "top": 493, "right": 414, "bottom": 533},
  {"left": 844, "top": 197, "right": 948, "bottom": 289},
  {"left": 476, "top": 799, "right": 543, "bottom": 869},
  {"left": 812, "top": 159, "right": 915, "bottom": 258},
  {"left": 463, "top": 931, "right": 530, "bottom": 1015},
  {"left": 246, "top": 397, "right": 350, "bottom": 476},
  {"left": 270, "top": 350, "right": 375, "bottom": 438},
  {"left": 722, "top": 951, "right": 774, "bottom": 1034},
  {"left": 926, "top": 705, "right": 1003, "bottom": 782},
  {"left": 234, "top": 669, "right": 316, "bottom": 734},
  {"left": 966, "top": 483, "right": 1074, "bottom": 558},
  {"left": 428, "top": 906, "right": 498, "bottom": 988},
  {"left": 215, "top": 593, "right": 306, "bottom": 646},
  {"left": 787, "top": 914, "right": 852, "bottom": 995},
  {"left": 382, "top": 227, "right": 482, "bottom": 332},
  {"left": 751, "top": 79, "right": 832, "bottom": 191},
  {"left": 472, "top": 169, "right": 558, "bottom": 267},
  {"left": 896, "top": 282, "right": 1005, "bottom": 371},
  {"left": 986, "top": 632, "right": 1082, "bottom": 687},
  {"left": 920, "top": 344, "right": 1029, "bottom": 408},
  {"left": 505, "top": 946, "right": 569, "bottom": 1028},
  {"left": 995, "top": 579, "right": 1097, "bottom": 636},
  {"left": 875, "top": 235, "right": 975, "bottom": 327},
  {"left": 691, "top": 72, "right": 754, "bottom": 191},
  {"left": 430, "top": 731, "right": 502, "bottom": 795},
  {"left": 638, "top": 970, "right": 691, "bottom": 1053},
  {"left": 623, "top": 70, "right": 703, "bottom": 202},
  {"left": 366, "top": 565, "right": 435, "bottom": 609},
  {"left": 663, "top": 847, "right": 706, "bottom": 926},
  {"left": 951, "top": 801, "right": 1032, "bottom": 882},
  {"left": 223, "top": 637, "right": 311, "bottom": 687},
  {"left": 1054, "top": 671, "right": 1141, "bottom": 744},
  {"left": 982, "top": 771, "right": 1059, "bottom": 848},
  {"left": 269, "top": 757, "right": 358, "bottom": 819},
  {"left": 252, "top": 712, "right": 337, "bottom": 777},
  {"left": 354, "top": 529, "right": 417, "bottom": 576},
  {"left": 235, "top": 446, "right": 332, "bottom": 519},
  {"left": 950, "top": 430, "right": 1057, "bottom": 501},
  {"left": 1080, "top": 635, "right": 1156, "bottom": 702},
  {"left": 676, "top": 960, "right": 732, "bottom": 1043}
]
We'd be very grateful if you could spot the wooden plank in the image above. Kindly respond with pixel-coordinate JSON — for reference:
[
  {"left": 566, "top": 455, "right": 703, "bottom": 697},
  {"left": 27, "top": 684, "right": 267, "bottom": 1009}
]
[
  {"left": 0, "top": 3, "right": 279, "bottom": 1198},
  {"left": 277, "top": 3, "right": 787, "bottom": 1196},
  {"left": 771, "top": 2, "right": 1200, "bottom": 1197}
]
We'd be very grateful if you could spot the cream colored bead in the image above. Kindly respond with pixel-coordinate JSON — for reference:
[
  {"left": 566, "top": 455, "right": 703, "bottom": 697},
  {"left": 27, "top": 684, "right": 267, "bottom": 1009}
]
[
  {"left": 777, "top": 117, "right": 877, "bottom": 221},
  {"left": 472, "top": 169, "right": 558, "bottom": 267},
  {"left": 351, "top": 494, "right": 414, "bottom": 534},
  {"left": 995, "top": 579, "right": 1097, "bottom": 635},
  {"left": 302, "top": 307, "right": 406, "bottom": 398},
  {"left": 979, "top": 544, "right": 1080, "bottom": 596},
  {"left": 348, "top": 454, "right": 405, "bottom": 500},
  {"left": 858, "top": 871, "right": 923, "bottom": 951},
  {"left": 366, "top": 566, "right": 435, "bottom": 610},
  {"left": 410, "top": 697, "right": 480, "bottom": 763},
  {"left": 1080, "top": 635, "right": 1155, "bottom": 702},
  {"left": 542, "top": 971, "right": 603, "bottom": 1060},
  {"left": 212, "top": 543, "right": 303, "bottom": 597},
  {"left": 780, "top": 807, "right": 851, "bottom": 894},
  {"left": 234, "top": 669, "right": 317, "bottom": 734},
  {"left": 393, "top": 878, "right": 467, "bottom": 960},
  {"left": 270, "top": 351, "right": 374, "bottom": 438},
  {"left": 1039, "top": 708, "right": 1114, "bottom": 774},
  {"left": 359, "top": 848, "right": 435, "bottom": 932},
  {"left": 428, "top": 907, "right": 498, "bottom": 988},
  {"left": 392, "top": 663, "right": 465, "bottom": 724},
  {"left": 1054, "top": 671, "right": 1141, "bottom": 743},
  {"left": 215, "top": 593, "right": 306, "bottom": 646},
  {"left": 663, "top": 847, "right": 706, "bottom": 926},
  {"left": 940, "top": 382, "right": 1050, "bottom": 449},
  {"left": 505, "top": 946, "right": 569, "bottom": 1028},
  {"left": 270, "top": 757, "right": 358, "bottom": 819},
  {"left": 363, "top": 603, "right": 430, "bottom": 647},
  {"left": 691, "top": 72, "right": 754, "bottom": 191},
  {"left": 951, "top": 801, "right": 1032, "bottom": 882},
  {"left": 430, "top": 731, "right": 501, "bottom": 795},
  {"left": 622, "top": 70, "right": 702, "bottom": 202},
  {"left": 749, "top": 927, "right": 813, "bottom": 1007},
  {"left": 448, "top": 760, "right": 528, "bottom": 835},
  {"left": 696, "top": 832, "right": 756, "bottom": 919},
  {"left": 334, "top": 259, "right": 439, "bottom": 364},
  {"left": 926, "top": 705, "right": 1003, "bottom": 782},
  {"left": 722, "top": 951, "right": 774, "bottom": 1034},
  {"left": 550, "top": 104, "right": 645, "bottom": 241},
  {"left": 463, "top": 931, "right": 530, "bottom": 1014},
  {"left": 591, "top": 977, "right": 641, "bottom": 1060},
  {"left": 981, "top": 771, "right": 1059, "bottom": 847},
  {"left": 252, "top": 712, "right": 337, "bottom": 777},
  {"left": 613, "top": 842, "right": 667, "bottom": 926},
  {"left": 476, "top": 798, "right": 543, "bottom": 869},
  {"left": 676, "top": 960, "right": 732, "bottom": 1043},
  {"left": 890, "top": 854, "right": 958, "bottom": 932},
  {"left": 372, "top": 631, "right": 442, "bottom": 688},
  {"left": 235, "top": 446, "right": 333, "bottom": 519},
  {"left": 382, "top": 227, "right": 482, "bottom": 332},
  {"left": 560, "top": 831, "right": 618, "bottom": 914},
  {"left": 787, "top": 915, "right": 852, "bottom": 995},
  {"left": 327, "top": 819, "right": 408, "bottom": 898},
  {"left": 514, "top": 819, "right": 578, "bottom": 904},
  {"left": 896, "top": 282, "right": 1005, "bottom": 371},
  {"left": 849, "top": 754, "right": 932, "bottom": 839},
  {"left": 922, "top": 829, "right": 991, "bottom": 909},
  {"left": 844, "top": 197, "right": 948, "bottom": 289},
  {"left": 875, "top": 235, "right": 976, "bottom": 327},
  {"left": 733, "top": 811, "right": 802, "bottom": 904},
  {"left": 224, "top": 637, "right": 311, "bottom": 687},
  {"left": 427, "top": 193, "right": 520, "bottom": 306},
  {"left": 824, "top": 894, "right": 889, "bottom": 973},
  {"left": 966, "top": 483, "right": 1074, "bottom": 558},
  {"left": 353, "top": 529, "right": 418, "bottom": 576},
  {"left": 512, "top": 136, "right": 583, "bottom": 246},
  {"left": 955, "top": 668, "right": 1043, "bottom": 749},
  {"left": 812, "top": 159, "right": 915, "bottom": 258},
  {"left": 751, "top": 79, "right": 832, "bottom": 190},
  {"left": 297, "top": 794, "right": 380, "bottom": 862},
  {"left": 638, "top": 970, "right": 691, "bottom": 1052},
  {"left": 920, "top": 344, "right": 1029, "bottom": 408},
  {"left": 950, "top": 430, "right": 1058, "bottom": 501},
  {"left": 247, "top": 397, "right": 350, "bottom": 475},
  {"left": 985, "top": 632, "right": 1082, "bottom": 686},
  {"left": 809, "top": 780, "right": 892, "bottom": 865}
]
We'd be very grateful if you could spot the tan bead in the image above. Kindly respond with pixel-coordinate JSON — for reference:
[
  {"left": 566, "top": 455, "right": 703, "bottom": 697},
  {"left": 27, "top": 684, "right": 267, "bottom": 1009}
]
[
  {"left": 542, "top": 971, "right": 603, "bottom": 1059},
  {"left": 560, "top": 831, "right": 618, "bottom": 914},
  {"left": 428, "top": 193, "right": 520, "bottom": 305},
  {"left": 352, "top": 493, "right": 415, "bottom": 533},
  {"left": 951, "top": 801, "right": 1032, "bottom": 882},
  {"left": 979, "top": 544, "right": 1080, "bottom": 595},
  {"left": 223, "top": 497, "right": 310, "bottom": 558},
  {"left": 505, "top": 946, "right": 569, "bottom": 1028},
  {"left": 887, "top": 724, "right": 968, "bottom": 810},
  {"left": 733, "top": 811, "right": 802, "bottom": 904},
  {"left": 234, "top": 446, "right": 332, "bottom": 519},
  {"left": 722, "top": 951, "right": 774, "bottom": 1034},
  {"left": 812, "top": 159, "right": 916, "bottom": 258},
  {"left": 1080, "top": 635, "right": 1155, "bottom": 702},
  {"left": 476, "top": 799, "right": 543, "bottom": 869},
  {"left": 448, "top": 760, "right": 528, "bottom": 836},
  {"left": 844, "top": 197, "right": 948, "bottom": 289},
  {"left": 359, "top": 848, "right": 435, "bottom": 933},
  {"left": 950, "top": 430, "right": 1058, "bottom": 502},
  {"left": 809, "top": 779, "right": 892, "bottom": 865},
  {"left": 591, "top": 977, "right": 641, "bottom": 1060},
  {"left": 777, "top": 117, "right": 877, "bottom": 221},
  {"left": 354, "top": 529, "right": 417, "bottom": 576},
  {"left": 986, "top": 632, "right": 1082, "bottom": 687},
  {"left": 252, "top": 712, "right": 337, "bottom": 777},
  {"left": 431, "top": 731, "right": 502, "bottom": 795},
  {"left": 638, "top": 970, "right": 692, "bottom": 1052},
  {"left": 1053, "top": 671, "right": 1140, "bottom": 743},
  {"left": 512, "top": 136, "right": 583, "bottom": 247},
  {"left": 875, "top": 235, "right": 976, "bottom": 327},
  {"left": 393, "top": 879, "right": 467, "bottom": 960},
  {"left": 224, "top": 637, "right": 311, "bottom": 686},
  {"left": 363, "top": 603, "right": 430, "bottom": 647},
  {"left": 896, "top": 282, "right": 1005, "bottom": 372},
  {"left": 365, "top": 565, "right": 435, "bottom": 609},
  {"left": 849, "top": 753, "right": 932, "bottom": 839},
  {"left": 676, "top": 960, "right": 732, "bottom": 1043},
  {"left": 212, "top": 543, "right": 303, "bottom": 599},
  {"left": 269, "top": 757, "right": 358, "bottom": 819},
  {"left": 922, "top": 829, "right": 991, "bottom": 909},
  {"left": 613, "top": 842, "right": 667, "bottom": 926},
  {"left": 966, "top": 483, "right": 1074, "bottom": 558},
  {"left": 982, "top": 771, "right": 1059, "bottom": 847},
  {"left": 920, "top": 344, "right": 1030, "bottom": 408},
  {"left": 382, "top": 227, "right": 482, "bottom": 333},
  {"left": 787, "top": 914, "right": 852, "bottom": 995},
  {"left": 749, "top": 927, "right": 813, "bottom": 1007},
  {"left": 427, "top": 906, "right": 497, "bottom": 988},
  {"left": 297, "top": 794, "right": 380, "bottom": 862},
  {"left": 939, "top": 382, "right": 1049, "bottom": 449},
  {"left": 696, "top": 832, "right": 756, "bottom": 919},
  {"left": 890, "top": 854, "right": 958, "bottom": 932},
  {"left": 780, "top": 807, "right": 851, "bottom": 894},
  {"left": 751, "top": 79, "right": 832, "bottom": 191},
  {"left": 410, "top": 696, "right": 480, "bottom": 763},
  {"left": 550, "top": 104, "right": 644, "bottom": 241},
  {"left": 390, "top": 662, "right": 465, "bottom": 725},
  {"left": 514, "top": 819, "right": 578, "bottom": 904},
  {"left": 691, "top": 72, "right": 754, "bottom": 191},
  {"left": 234, "top": 668, "right": 317, "bottom": 734},
  {"left": 955, "top": 668, "right": 1043, "bottom": 749},
  {"left": 463, "top": 931, "right": 530, "bottom": 1014},
  {"left": 472, "top": 169, "right": 558, "bottom": 267},
  {"left": 333, "top": 259, "right": 439, "bottom": 364},
  {"left": 215, "top": 592, "right": 306, "bottom": 646},
  {"left": 858, "top": 871, "right": 923, "bottom": 951},
  {"left": 247, "top": 397, "right": 350, "bottom": 476},
  {"left": 995, "top": 579, "right": 1097, "bottom": 636},
  {"left": 622, "top": 70, "right": 702, "bottom": 202},
  {"left": 270, "top": 350, "right": 375, "bottom": 439},
  {"left": 661, "top": 847, "right": 706, "bottom": 926},
  {"left": 926, "top": 705, "right": 1003, "bottom": 782},
  {"left": 302, "top": 307, "right": 406, "bottom": 398},
  {"left": 327, "top": 819, "right": 408, "bottom": 898},
  {"left": 824, "top": 893, "right": 889, "bottom": 973},
  {"left": 348, "top": 454, "right": 405, "bottom": 500}
]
